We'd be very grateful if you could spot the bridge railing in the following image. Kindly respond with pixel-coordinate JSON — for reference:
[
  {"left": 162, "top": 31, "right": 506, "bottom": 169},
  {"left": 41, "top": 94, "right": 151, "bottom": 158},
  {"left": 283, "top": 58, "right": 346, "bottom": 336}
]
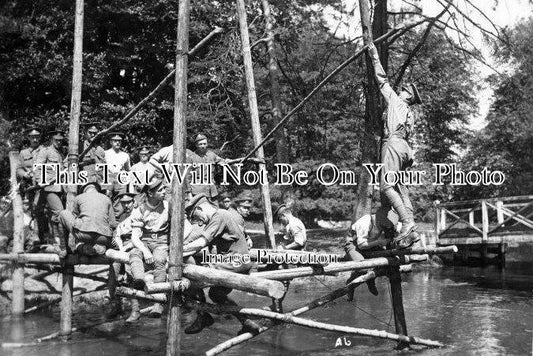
[{"left": 434, "top": 195, "right": 533, "bottom": 242}]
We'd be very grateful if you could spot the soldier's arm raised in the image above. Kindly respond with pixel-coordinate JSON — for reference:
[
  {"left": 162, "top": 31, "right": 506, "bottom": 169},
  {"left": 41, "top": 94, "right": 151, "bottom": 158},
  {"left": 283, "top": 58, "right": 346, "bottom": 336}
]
[{"left": 367, "top": 43, "right": 395, "bottom": 103}]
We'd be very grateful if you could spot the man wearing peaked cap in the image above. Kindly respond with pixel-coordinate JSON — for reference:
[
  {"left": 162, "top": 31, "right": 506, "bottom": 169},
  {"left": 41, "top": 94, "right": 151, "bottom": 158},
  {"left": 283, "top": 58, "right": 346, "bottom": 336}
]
[
  {"left": 34, "top": 128, "right": 67, "bottom": 251},
  {"left": 218, "top": 192, "right": 232, "bottom": 210},
  {"left": 228, "top": 191, "right": 254, "bottom": 248},
  {"left": 17, "top": 126, "right": 46, "bottom": 243},
  {"left": 104, "top": 131, "right": 131, "bottom": 198},
  {"left": 367, "top": 43, "right": 421, "bottom": 250},
  {"left": 182, "top": 193, "right": 260, "bottom": 335},
  {"left": 128, "top": 176, "right": 168, "bottom": 318},
  {"left": 80, "top": 123, "right": 106, "bottom": 184},
  {"left": 131, "top": 146, "right": 154, "bottom": 182}
]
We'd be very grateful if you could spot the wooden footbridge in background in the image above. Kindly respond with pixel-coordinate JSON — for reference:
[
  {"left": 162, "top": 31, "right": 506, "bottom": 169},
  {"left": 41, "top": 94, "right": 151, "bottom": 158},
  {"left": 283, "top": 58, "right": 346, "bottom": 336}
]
[{"left": 434, "top": 195, "right": 533, "bottom": 265}]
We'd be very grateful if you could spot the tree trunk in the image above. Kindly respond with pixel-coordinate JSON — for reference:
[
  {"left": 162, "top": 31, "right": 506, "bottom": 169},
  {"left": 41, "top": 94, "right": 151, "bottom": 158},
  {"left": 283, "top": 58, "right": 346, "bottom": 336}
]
[{"left": 354, "top": 0, "right": 388, "bottom": 222}]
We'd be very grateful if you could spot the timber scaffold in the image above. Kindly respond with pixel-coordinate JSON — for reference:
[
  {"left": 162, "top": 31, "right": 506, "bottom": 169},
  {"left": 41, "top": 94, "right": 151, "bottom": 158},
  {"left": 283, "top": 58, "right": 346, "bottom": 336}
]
[{"left": 0, "top": 0, "right": 460, "bottom": 354}]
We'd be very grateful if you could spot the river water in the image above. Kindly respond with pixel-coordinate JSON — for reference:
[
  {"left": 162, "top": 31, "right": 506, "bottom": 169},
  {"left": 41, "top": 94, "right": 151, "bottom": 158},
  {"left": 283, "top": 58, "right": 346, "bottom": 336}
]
[{"left": 1, "top": 262, "right": 532, "bottom": 356}]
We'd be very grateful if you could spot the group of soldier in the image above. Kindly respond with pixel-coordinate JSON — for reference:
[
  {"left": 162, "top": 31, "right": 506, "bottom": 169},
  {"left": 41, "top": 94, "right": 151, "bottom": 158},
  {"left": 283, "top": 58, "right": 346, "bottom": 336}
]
[
  {"left": 15, "top": 126, "right": 307, "bottom": 333},
  {"left": 12, "top": 43, "right": 422, "bottom": 335}
]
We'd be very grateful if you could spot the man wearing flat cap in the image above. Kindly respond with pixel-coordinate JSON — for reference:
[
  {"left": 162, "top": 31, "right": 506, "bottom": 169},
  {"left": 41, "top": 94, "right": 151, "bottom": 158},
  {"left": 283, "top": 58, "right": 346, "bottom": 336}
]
[
  {"left": 228, "top": 191, "right": 254, "bottom": 248},
  {"left": 17, "top": 126, "right": 46, "bottom": 243},
  {"left": 367, "top": 43, "right": 421, "bottom": 249},
  {"left": 273, "top": 204, "right": 307, "bottom": 251},
  {"left": 104, "top": 132, "right": 131, "bottom": 198},
  {"left": 218, "top": 192, "right": 232, "bottom": 210},
  {"left": 34, "top": 129, "right": 67, "bottom": 249},
  {"left": 182, "top": 193, "right": 260, "bottom": 335},
  {"left": 80, "top": 123, "right": 106, "bottom": 184},
  {"left": 128, "top": 178, "right": 169, "bottom": 318}
]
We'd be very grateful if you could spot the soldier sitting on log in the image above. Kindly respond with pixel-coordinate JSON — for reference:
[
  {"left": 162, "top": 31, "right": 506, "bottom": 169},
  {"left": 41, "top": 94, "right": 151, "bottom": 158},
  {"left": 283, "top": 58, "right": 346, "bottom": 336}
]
[
  {"left": 274, "top": 204, "right": 307, "bottom": 251},
  {"left": 128, "top": 178, "right": 169, "bottom": 318},
  {"left": 107, "top": 187, "right": 140, "bottom": 322},
  {"left": 58, "top": 181, "right": 117, "bottom": 257},
  {"left": 182, "top": 193, "right": 261, "bottom": 335},
  {"left": 343, "top": 206, "right": 404, "bottom": 299}
]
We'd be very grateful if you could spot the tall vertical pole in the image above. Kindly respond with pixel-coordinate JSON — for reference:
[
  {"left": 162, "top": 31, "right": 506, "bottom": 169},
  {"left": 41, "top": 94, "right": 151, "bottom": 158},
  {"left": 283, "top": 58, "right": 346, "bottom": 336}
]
[
  {"left": 388, "top": 266, "right": 409, "bottom": 349},
  {"left": 9, "top": 151, "right": 25, "bottom": 316},
  {"left": 166, "top": 0, "right": 190, "bottom": 354},
  {"left": 61, "top": 0, "right": 84, "bottom": 338},
  {"left": 67, "top": 0, "right": 84, "bottom": 206},
  {"left": 236, "top": 0, "right": 276, "bottom": 249}
]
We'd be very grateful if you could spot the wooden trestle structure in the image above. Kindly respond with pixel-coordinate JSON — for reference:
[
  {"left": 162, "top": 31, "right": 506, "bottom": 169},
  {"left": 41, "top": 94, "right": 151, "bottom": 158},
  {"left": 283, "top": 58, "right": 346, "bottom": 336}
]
[{"left": 1, "top": 0, "right": 458, "bottom": 354}]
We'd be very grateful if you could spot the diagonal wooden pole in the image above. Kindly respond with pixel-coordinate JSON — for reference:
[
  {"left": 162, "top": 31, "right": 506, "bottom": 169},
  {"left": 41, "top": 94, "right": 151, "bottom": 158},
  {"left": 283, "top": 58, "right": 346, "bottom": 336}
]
[
  {"left": 236, "top": 0, "right": 276, "bottom": 249},
  {"left": 166, "top": 0, "right": 190, "bottom": 354}
]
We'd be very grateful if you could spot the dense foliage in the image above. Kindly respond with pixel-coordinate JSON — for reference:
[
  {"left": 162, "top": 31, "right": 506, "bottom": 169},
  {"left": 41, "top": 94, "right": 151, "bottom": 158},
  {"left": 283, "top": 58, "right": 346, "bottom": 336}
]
[{"left": 2, "top": 0, "right": 522, "bottom": 223}]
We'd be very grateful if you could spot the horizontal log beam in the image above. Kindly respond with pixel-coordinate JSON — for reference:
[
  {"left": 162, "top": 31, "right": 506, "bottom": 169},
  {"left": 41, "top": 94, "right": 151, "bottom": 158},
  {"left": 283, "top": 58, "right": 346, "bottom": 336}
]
[
  {"left": 144, "top": 279, "right": 191, "bottom": 294},
  {"left": 362, "top": 246, "right": 456, "bottom": 258},
  {"left": 0, "top": 250, "right": 129, "bottom": 265},
  {"left": 183, "top": 264, "right": 286, "bottom": 299},
  {"left": 116, "top": 287, "right": 166, "bottom": 302},
  {"left": 250, "top": 256, "right": 424, "bottom": 281}
]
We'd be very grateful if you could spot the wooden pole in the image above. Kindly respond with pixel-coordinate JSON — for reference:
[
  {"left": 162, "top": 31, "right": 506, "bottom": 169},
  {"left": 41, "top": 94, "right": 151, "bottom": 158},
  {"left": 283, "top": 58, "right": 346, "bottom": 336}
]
[
  {"left": 388, "top": 266, "right": 409, "bottom": 349},
  {"left": 236, "top": 0, "right": 276, "bottom": 249},
  {"left": 205, "top": 266, "right": 414, "bottom": 355},
  {"left": 59, "top": 265, "right": 74, "bottom": 339},
  {"left": 0, "top": 250, "right": 129, "bottom": 264},
  {"left": 362, "top": 246, "right": 457, "bottom": 258},
  {"left": 166, "top": 0, "right": 190, "bottom": 354},
  {"left": 188, "top": 301, "right": 443, "bottom": 348},
  {"left": 66, "top": 0, "right": 84, "bottom": 209},
  {"left": 9, "top": 151, "right": 25, "bottom": 316},
  {"left": 78, "top": 27, "right": 223, "bottom": 160},
  {"left": 251, "top": 256, "right": 422, "bottom": 280}
]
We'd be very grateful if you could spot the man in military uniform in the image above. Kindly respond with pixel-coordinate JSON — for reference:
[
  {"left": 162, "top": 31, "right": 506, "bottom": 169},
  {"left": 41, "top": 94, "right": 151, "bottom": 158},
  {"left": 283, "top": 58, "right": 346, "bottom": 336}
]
[
  {"left": 218, "top": 192, "right": 232, "bottom": 210},
  {"left": 104, "top": 132, "right": 130, "bottom": 198},
  {"left": 129, "top": 178, "right": 169, "bottom": 318},
  {"left": 187, "top": 134, "right": 227, "bottom": 202},
  {"left": 108, "top": 187, "right": 139, "bottom": 321},
  {"left": 228, "top": 191, "right": 254, "bottom": 248},
  {"left": 183, "top": 194, "right": 259, "bottom": 335},
  {"left": 17, "top": 127, "right": 46, "bottom": 243},
  {"left": 79, "top": 124, "right": 106, "bottom": 184},
  {"left": 273, "top": 204, "right": 307, "bottom": 251},
  {"left": 34, "top": 130, "right": 67, "bottom": 250},
  {"left": 368, "top": 43, "right": 422, "bottom": 249},
  {"left": 131, "top": 146, "right": 154, "bottom": 176},
  {"left": 59, "top": 181, "right": 117, "bottom": 256}
]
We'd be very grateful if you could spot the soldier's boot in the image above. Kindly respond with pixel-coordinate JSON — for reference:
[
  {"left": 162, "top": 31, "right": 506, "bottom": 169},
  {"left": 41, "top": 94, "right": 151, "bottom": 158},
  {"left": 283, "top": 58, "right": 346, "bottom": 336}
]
[
  {"left": 184, "top": 311, "right": 214, "bottom": 334},
  {"left": 383, "top": 188, "right": 417, "bottom": 249},
  {"left": 148, "top": 303, "right": 164, "bottom": 318},
  {"left": 106, "top": 298, "right": 123, "bottom": 319},
  {"left": 125, "top": 299, "right": 141, "bottom": 323},
  {"left": 48, "top": 222, "right": 67, "bottom": 258},
  {"left": 346, "top": 270, "right": 378, "bottom": 300},
  {"left": 214, "top": 295, "right": 261, "bottom": 335}
]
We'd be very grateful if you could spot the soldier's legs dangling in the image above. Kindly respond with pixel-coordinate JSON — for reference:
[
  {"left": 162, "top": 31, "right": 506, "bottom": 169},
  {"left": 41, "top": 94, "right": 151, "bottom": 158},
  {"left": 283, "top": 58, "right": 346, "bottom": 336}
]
[{"left": 380, "top": 142, "right": 416, "bottom": 242}]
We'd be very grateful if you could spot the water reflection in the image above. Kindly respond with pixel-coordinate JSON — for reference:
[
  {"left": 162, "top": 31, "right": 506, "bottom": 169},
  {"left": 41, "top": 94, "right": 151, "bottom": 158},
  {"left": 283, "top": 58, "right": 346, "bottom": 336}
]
[{"left": 1, "top": 264, "right": 532, "bottom": 355}]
